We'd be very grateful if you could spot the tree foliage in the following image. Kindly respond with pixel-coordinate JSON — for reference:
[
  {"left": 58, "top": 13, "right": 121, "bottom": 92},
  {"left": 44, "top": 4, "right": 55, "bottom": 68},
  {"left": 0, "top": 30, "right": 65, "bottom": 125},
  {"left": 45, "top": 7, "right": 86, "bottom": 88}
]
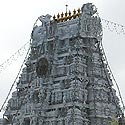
[{"left": 109, "top": 118, "right": 118, "bottom": 125}]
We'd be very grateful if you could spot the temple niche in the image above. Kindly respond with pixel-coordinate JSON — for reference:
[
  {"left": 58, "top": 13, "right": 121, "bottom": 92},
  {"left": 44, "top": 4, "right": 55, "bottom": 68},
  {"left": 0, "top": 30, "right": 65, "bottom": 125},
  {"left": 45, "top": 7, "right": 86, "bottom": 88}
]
[{"left": 1, "top": 3, "right": 123, "bottom": 125}]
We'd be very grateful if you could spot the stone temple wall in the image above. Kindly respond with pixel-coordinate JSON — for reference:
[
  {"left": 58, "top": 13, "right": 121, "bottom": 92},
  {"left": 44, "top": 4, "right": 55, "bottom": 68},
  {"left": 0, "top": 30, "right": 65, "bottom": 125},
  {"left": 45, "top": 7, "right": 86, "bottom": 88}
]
[{"left": 1, "top": 3, "right": 121, "bottom": 125}]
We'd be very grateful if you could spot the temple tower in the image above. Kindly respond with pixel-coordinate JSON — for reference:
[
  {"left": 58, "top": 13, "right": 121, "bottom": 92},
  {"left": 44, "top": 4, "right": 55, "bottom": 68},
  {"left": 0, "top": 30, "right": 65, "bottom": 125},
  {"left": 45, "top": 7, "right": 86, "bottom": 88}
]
[{"left": 2, "top": 3, "right": 122, "bottom": 125}]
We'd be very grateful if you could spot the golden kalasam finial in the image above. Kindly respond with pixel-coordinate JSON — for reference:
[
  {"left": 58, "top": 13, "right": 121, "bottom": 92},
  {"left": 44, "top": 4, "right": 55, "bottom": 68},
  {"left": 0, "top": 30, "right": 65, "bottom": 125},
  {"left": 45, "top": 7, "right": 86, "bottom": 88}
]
[
  {"left": 68, "top": 10, "right": 72, "bottom": 20},
  {"left": 61, "top": 12, "right": 64, "bottom": 18},
  {"left": 53, "top": 7, "right": 81, "bottom": 23},
  {"left": 60, "top": 12, "right": 64, "bottom": 22},
  {"left": 65, "top": 11, "right": 68, "bottom": 17},
  {"left": 77, "top": 8, "right": 80, "bottom": 13},
  {"left": 69, "top": 10, "right": 71, "bottom": 16},
  {"left": 73, "top": 9, "right": 76, "bottom": 14},
  {"left": 77, "top": 8, "right": 80, "bottom": 17},
  {"left": 57, "top": 13, "right": 60, "bottom": 22},
  {"left": 64, "top": 11, "right": 68, "bottom": 21},
  {"left": 57, "top": 13, "right": 60, "bottom": 19},
  {"left": 53, "top": 15, "right": 56, "bottom": 20},
  {"left": 73, "top": 9, "right": 77, "bottom": 19}
]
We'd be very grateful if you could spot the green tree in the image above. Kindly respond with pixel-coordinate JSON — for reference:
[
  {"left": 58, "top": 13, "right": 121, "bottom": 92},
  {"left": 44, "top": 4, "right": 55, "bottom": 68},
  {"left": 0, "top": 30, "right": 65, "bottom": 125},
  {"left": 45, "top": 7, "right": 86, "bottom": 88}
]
[{"left": 109, "top": 118, "right": 118, "bottom": 125}]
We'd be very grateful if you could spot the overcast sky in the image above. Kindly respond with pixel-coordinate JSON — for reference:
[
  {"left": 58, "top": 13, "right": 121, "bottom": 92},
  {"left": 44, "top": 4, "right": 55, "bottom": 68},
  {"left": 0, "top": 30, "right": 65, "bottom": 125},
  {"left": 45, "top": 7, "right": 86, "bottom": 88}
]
[{"left": 0, "top": 0, "right": 125, "bottom": 117}]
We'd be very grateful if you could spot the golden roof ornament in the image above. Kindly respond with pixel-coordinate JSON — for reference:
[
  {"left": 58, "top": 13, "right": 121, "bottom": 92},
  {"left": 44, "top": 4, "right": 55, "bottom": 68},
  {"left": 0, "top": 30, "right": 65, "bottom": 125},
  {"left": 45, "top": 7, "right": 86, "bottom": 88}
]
[{"left": 53, "top": 6, "right": 81, "bottom": 23}]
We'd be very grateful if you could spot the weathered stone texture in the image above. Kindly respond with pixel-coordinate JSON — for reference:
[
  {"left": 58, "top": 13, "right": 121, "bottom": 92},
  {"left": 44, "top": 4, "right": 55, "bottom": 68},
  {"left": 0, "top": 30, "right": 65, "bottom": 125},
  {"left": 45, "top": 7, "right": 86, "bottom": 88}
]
[{"left": 2, "top": 3, "right": 121, "bottom": 125}]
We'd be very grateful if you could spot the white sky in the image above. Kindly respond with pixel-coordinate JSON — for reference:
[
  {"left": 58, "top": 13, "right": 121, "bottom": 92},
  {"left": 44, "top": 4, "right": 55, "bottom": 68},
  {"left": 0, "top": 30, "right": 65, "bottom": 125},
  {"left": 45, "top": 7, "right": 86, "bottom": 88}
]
[{"left": 0, "top": 0, "right": 125, "bottom": 117}]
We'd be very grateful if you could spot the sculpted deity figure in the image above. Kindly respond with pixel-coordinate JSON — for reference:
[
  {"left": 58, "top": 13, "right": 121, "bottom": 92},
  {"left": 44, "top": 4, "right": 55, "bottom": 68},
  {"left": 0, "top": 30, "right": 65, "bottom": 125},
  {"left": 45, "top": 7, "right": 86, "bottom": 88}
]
[
  {"left": 29, "top": 87, "right": 34, "bottom": 102},
  {"left": 31, "top": 14, "right": 52, "bottom": 43},
  {"left": 39, "top": 87, "right": 46, "bottom": 102},
  {"left": 19, "top": 118, "right": 24, "bottom": 125},
  {"left": 38, "top": 14, "right": 52, "bottom": 26},
  {"left": 63, "top": 92, "right": 67, "bottom": 104},
  {"left": 80, "top": 3, "right": 102, "bottom": 40},
  {"left": 30, "top": 111, "right": 38, "bottom": 125},
  {"left": 81, "top": 3, "right": 97, "bottom": 17}
]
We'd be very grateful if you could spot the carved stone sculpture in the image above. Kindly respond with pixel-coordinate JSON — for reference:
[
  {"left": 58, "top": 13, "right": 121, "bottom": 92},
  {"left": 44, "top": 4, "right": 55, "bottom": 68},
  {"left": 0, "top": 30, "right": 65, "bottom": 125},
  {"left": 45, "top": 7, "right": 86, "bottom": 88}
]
[{"left": 2, "top": 3, "right": 122, "bottom": 125}]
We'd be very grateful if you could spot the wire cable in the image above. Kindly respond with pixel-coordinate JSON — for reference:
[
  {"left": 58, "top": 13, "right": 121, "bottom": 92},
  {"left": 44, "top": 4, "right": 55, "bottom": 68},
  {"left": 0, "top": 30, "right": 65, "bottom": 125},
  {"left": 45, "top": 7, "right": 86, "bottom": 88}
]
[
  {"left": 0, "top": 41, "right": 30, "bottom": 74},
  {"left": 100, "top": 40, "right": 125, "bottom": 113},
  {"left": 0, "top": 46, "right": 30, "bottom": 113}
]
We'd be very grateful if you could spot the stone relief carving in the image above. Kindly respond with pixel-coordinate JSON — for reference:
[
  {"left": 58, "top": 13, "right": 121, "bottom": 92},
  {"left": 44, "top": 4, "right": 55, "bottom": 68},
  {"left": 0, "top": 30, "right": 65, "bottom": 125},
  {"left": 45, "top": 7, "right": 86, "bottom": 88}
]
[
  {"left": 39, "top": 14, "right": 52, "bottom": 26},
  {"left": 2, "top": 3, "right": 121, "bottom": 125},
  {"left": 31, "top": 25, "right": 46, "bottom": 44},
  {"left": 80, "top": 3, "right": 102, "bottom": 41},
  {"left": 31, "top": 14, "right": 52, "bottom": 47},
  {"left": 81, "top": 3, "right": 97, "bottom": 16}
]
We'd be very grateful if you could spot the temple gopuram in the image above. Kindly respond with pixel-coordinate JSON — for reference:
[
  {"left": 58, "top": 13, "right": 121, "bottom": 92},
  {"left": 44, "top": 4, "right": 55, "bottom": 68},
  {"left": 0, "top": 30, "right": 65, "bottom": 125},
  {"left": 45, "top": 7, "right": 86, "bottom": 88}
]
[{"left": 0, "top": 3, "right": 124, "bottom": 125}]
